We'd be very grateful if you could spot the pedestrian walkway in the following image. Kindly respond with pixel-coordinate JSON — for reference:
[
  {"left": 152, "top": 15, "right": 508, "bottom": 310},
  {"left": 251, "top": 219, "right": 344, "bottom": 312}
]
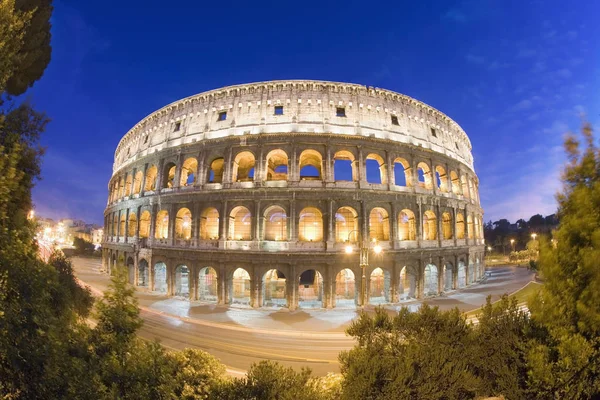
[{"left": 72, "top": 257, "right": 536, "bottom": 335}]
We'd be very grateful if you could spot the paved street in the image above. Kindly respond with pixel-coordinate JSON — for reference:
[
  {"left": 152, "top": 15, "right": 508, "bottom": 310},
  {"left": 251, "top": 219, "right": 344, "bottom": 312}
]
[{"left": 72, "top": 257, "right": 535, "bottom": 375}]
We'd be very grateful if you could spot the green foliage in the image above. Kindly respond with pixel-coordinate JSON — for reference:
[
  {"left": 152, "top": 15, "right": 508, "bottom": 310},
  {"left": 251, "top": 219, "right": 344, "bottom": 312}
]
[
  {"left": 73, "top": 236, "right": 95, "bottom": 254},
  {"left": 168, "top": 348, "right": 227, "bottom": 399},
  {"left": 0, "top": 0, "right": 31, "bottom": 94}
]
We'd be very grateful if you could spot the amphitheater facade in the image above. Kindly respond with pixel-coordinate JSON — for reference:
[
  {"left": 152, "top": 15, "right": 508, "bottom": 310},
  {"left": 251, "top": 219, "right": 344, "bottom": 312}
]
[{"left": 102, "top": 80, "right": 485, "bottom": 310}]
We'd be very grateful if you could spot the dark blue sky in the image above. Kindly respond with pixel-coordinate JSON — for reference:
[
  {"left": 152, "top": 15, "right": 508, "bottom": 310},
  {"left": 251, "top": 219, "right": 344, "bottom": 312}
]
[{"left": 27, "top": 0, "right": 600, "bottom": 225}]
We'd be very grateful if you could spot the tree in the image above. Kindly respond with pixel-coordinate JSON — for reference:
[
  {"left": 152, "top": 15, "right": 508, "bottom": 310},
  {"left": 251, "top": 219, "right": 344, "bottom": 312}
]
[
  {"left": 73, "top": 236, "right": 95, "bottom": 255},
  {"left": 528, "top": 123, "right": 600, "bottom": 398},
  {"left": 527, "top": 214, "right": 545, "bottom": 230},
  {"left": 168, "top": 348, "right": 227, "bottom": 399},
  {"left": 0, "top": 0, "right": 31, "bottom": 94}
]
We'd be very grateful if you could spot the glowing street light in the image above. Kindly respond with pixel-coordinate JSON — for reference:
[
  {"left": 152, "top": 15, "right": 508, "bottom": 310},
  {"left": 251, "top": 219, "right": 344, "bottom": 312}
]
[
  {"left": 531, "top": 233, "right": 537, "bottom": 240},
  {"left": 510, "top": 238, "right": 515, "bottom": 252}
]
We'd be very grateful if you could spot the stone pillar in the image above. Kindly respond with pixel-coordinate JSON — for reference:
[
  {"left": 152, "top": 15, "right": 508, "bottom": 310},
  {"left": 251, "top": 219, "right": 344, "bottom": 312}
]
[
  {"left": 453, "top": 255, "right": 459, "bottom": 290},
  {"left": 289, "top": 264, "right": 297, "bottom": 310},
  {"left": 251, "top": 269, "right": 258, "bottom": 308},
  {"left": 325, "top": 145, "right": 333, "bottom": 183},
  {"left": 438, "top": 257, "right": 445, "bottom": 294},
  {"left": 417, "top": 258, "right": 424, "bottom": 299},
  {"left": 219, "top": 263, "right": 227, "bottom": 305},
  {"left": 196, "top": 151, "right": 206, "bottom": 187},
  {"left": 289, "top": 199, "right": 296, "bottom": 241},
  {"left": 360, "top": 200, "right": 368, "bottom": 241},
  {"left": 390, "top": 201, "right": 398, "bottom": 245},
  {"left": 390, "top": 261, "right": 399, "bottom": 303},
  {"left": 124, "top": 209, "right": 130, "bottom": 243},
  {"left": 326, "top": 199, "right": 334, "bottom": 248},
  {"left": 189, "top": 264, "right": 196, "bottom": 301},
  {"left": 357, "top": 146, "right": 365, "bottom": 184},
  {"left": 437, "top": 204, "right": 443, "bottom": 247},
  {"left": 149, "top": 204, "right": 157, "bottom": 243},
  {"left": 223, "top": 146, "right": 233, "bottom": 185},
  {"left": 411, "top": 155, "right": 419, "bottom": 190},
  {"left": 254, "top": 201, "right": 261, "bottom": 240},
  {"left": 168, "top": 203, "right": 175, "bottom": 246},
  {"left": 417, "top": 200, "right": 423, "bottom": 247},
  {"left": 140, "top": 164, "right": 148, "bottom": 195},
  {"left": 129, "top": 169, "right": 136, "bottom": 196},
  {"left": 256, "top": 148, "right": 264, "bottom": 184},
  {"left": 173, "top": 154, "right": 183, "bottom": 188},
  {"left": 156, "top": 158, "right": 165, "bottom": 191},
  {"left": 219, "top": 201, "right": 228, "bottom": 241},
  {"left": 387, "top": 151, "right": 394, "bottom": 189},
  {"left": 290, "top": 146, "right": 298, "bottom": 182}
]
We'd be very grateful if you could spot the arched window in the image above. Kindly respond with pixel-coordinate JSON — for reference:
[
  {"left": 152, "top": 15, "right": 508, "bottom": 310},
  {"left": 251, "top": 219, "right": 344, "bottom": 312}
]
[
  {"left": 119, "top": 214, "right": 126, "bottom": 236},
  {"left": 124, "top": 174, "right": 132, "bottom": 196},
  {"left": 155, "top": 210, "right": 169, "bottom": 239},
  {"left": 175, "top": 208, "right": 192, "bottom": 239},
  {"left": 231, "top": 268, "right": 251, "bottom": 305},
  {"left": 263, "top": 269, "right": 287, "bottom": 307},
  {"left": 335, "top": 269, "right": 356, "bottom": 307},
  {"left": 468, "top": 178, "right": 475, "bottom": 200},
  {"left": 450, "top": 171, "right": 460, "bottom": 195},
  {"left": 265, "top": 149, "right": 288, "bottom": 181},
  {"left": 335, "top": 207, "right": 358, "bottom": 242},
  {"left": 144, "top": 165, "right": 157, "bottom": 191},
  {"left": 394, "top": 158, "right": 411, "bottom": 187},
  {"left": 128, "top": 212, "right": 137, "bottom": 237},
  {"left": 139, "top": 210, "right": 151, "bottom": 238},
  {"left": 200, "top": 207, "right": 219, "bottom": 240},
  {"left": 229, "top": 206, "right": 252, "bottom": 240},
  {"left": 162, "top": 162, "right": 176, "bottom": 189},
  {"left": 232, "top": 151, "right": 255, "bottom": 182},
  {"left": 299, "top": 149, "right": 322, "bottom": 180},
  {"left": 333, "top": 150, "right": 356, "bottom": 182},
  {"left": 112, "top": 214, "right": 118, "bottom": 235},
  {"left": 118, "top": 177, "right": 125, "bottom": 198},
  {"left": 417, "top": 162, "right": 433, "bottom": 189},
  {"left": 365, "top": 153, "right": 387, "bottom": 184},
  {"left": 423, "top": 264, "right": 438, "bottom": 296},
  {"left": 423, "top": 210, "right": 437, "bottom": 240},
  {"left": 474, "top": 216, "right": 481, "bottom": 239},
  {"left": 180, "top": 157, "right": 198, "bottom": 186},
  {"left": 442, "top": 212, "right": 453, "bottom": 240},
  {"left": 208, "top": 157, "right": 224, "bottom": 183},
  {"left": 398, "top": 209, "right": 416, "bottom": 241},
  {"left": 264, "top": 206, "right": 287, "bottom": 241},
  {"left": 133, "top": 171, "right": 143, "bottom": 194},
  {"left": 369, "top": 207, "right": 390, "bottom": 241},
  {"left": 298, "top": 207, "right": 323, "bottom": 241},
  {"left": 461, "top": 175, "right": 470, "bottom": 198},
  {"left": 467, "top": 215, "right": 474, "bottom": 239},
  {"left": 456, "top": 212, "right": 465, "bottom": 239},
  {"left": 435, "top": 166, "right": 448, "bottom": 192}
]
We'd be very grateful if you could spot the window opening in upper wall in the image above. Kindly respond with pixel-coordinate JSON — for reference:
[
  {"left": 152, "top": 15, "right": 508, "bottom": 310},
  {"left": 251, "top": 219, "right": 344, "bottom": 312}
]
[
  {"left": 143, "top": 135, "right": 149, "bottom": 144},
  {"left": 218, "top": 111, "right": 227, "bottom": 121},
  {"left": 336, "top": 107, "right": 346, "bottom": 117},
  {"left": 455, "top": 142, "right": 459, "bottom": 150},
  {"left": 430, "top": 127, "right": 437, "bottom": 137},
  {"left": 274, "top": 105, "right": 284, "bottom": 115},
  {"left": 391, "top": 115, "right": 399, "bottom": 125},
  {"left": 174, "top": 122, "right": 181, "bottom": 132}
]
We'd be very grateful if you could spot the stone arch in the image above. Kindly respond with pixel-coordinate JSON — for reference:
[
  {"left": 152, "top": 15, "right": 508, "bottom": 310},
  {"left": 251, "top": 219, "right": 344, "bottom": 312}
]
[
  {"left": 231, "top": 151, "right": 256, "bottom": 182},
  {"left": 467, "top": 215, "right": 474, "bottom": 239},
  {"left": 262, "top": 269, "right": 287, "bottom": 307},
  {"left": 200, "top": 207, "right": 219, "bottom": 240},
  {"left": 369, "top": 267, "right": 391, "bottom": 304},
  {"left": 457, "top": 259, "right": 467, "bottom": 288},
  {"left": 155, "top": 210, "right": 169, "bottom": 239},
  {"left": 365, "top": 153, "right": 387, "bottom": 184},
  {"left": 124, "top": 174, "right": 132, "bottom": 196},
  {"left": 144, "top": 165, "right": 158, "bottom": 191},
  {"left": 264, "top": 206, "right": 287, "bottom": 241},
  {"left": 299, "top": 149, "right": 322, "bottom": 180},
  {"left": 175, "top": 207, "right": 192, "bottom": 239},
  {"left": 456, "top": 212, "right": 465, "bottom": 239},
  {"left": 112, "top": 214, "right": 118, "bottom": 236},
  {"left": 461, "top": 175, "right": 470, "bottom": 198},
  {"left": 174, "top": 264, "right": 190, "bottom": 297},
  {"left": 335, "top": 268, "right": 356, "bottom": 307},
  {"left": 423, "top": 263, "right": 439, "bottom": 296},
  {"left": 398, "top": 209, "right": 416, "bottom": 241},
  {"left": 417, "top": 162, "right": 433, "bottom": 189},
  {"left": 298, "top": 207, "right": 323, "bottom": 242},
  {"left": 230, "top": 267, "right": 251, "bottom": 306},
  {"left": 180, "top": 157, "right": 198, "bottom": 186},
  {"left": 139, "top": 210, "right": 151, "bottom": 238},
  {"left": 229, "top": 206, "right": 252, "bottom": 240},
  {"left": 369, "top": 207, "right": 390, "bottom": 241},
  {"left": 265, "top": 149, "right": 288, "bottom": 181},
  {"left": 118, "top": 176, "right": 125, "bottom": 198},
  {"left": 442, "top": 212, "right": 453, "bottom": 240},
  {"left": 128, "top": 211, "right": 137, "bottom": 237},
  {"left": 333, "top": 150, "right": 357, "bottom": 182},
  {"left": 208, "top": 157, "right": 224, "bottom": 183},
  {"left": 198, "top": 267, "right": 218, "bottom": 303},
  {"left": 393, "top": 157, "right": 412, "bottom": 187},
  {"left": 435, "top": 165, "right": 448, "bottom": 192},
  {"left": 133, "top": 170, "right": 143, "bottom": 194},
  {"left": 468, "top": 259, "right": 476, "bottom": 284},
  {"left": 153, "top": 262, "right": 167, "bottom": 293},
  {"left": 335, "top": 206, "right": 359, "bottom": 243},
  {"left": 138, "top": 258, "right": 149, "bottom": 287},
  {"left": 450, "top": 171, "right": 461, "bottom": 195},
  {"left": 444, "top": 262, "right": 454, "bottom": 291},
  {"left": 119, "top": 213, "right": 126, "bottom": 236},
  {"left": 298, "top": 269, "right": 324, "bottom": 309},
  {"left": 126, "top": 256, "right": 135, "bottom": 284},
  {"left": 423, "top": 210, "right": 437, "bottom": 240},
  {"left": 398, "top": 265, "right": 417, "bottom": 300},
  {"left": 162, "top": 161, "right": 176, "bottom": 189}
]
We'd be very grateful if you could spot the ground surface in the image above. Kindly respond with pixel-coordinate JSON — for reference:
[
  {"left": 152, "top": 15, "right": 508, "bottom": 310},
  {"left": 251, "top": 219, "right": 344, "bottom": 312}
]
[{"left": 72, "top": 257, "right": 535, "bottom": 376}]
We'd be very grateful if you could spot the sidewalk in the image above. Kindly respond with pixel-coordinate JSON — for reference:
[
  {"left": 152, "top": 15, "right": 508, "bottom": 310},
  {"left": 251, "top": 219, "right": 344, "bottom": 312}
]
[{"left": 72, "top": 257, "right": 535, "bottom": 335}]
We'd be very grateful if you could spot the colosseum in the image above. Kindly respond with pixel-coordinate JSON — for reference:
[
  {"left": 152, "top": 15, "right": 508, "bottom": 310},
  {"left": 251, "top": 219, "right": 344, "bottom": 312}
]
[{"left": 102, "top": 80, "right": 484, "bottom": 310}]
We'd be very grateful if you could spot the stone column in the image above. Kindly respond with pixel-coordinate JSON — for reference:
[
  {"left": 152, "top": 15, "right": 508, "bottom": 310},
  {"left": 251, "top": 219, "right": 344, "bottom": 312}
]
[
  {"left": 387, "top": 151, "right": 395, "bottom": 190},
  {"left": 390, "top": 261, "right": 399, "bottom": 303},
  {"left": 196, "top": 151, "right": 206, "bottom": 187},
  {"left": 437, "top": 204, "right": 443, "bottom": 247},
  {"left": 168, "top": 203, "right": 175, "bottom": 246},
  {"left": 325, "top": 145, "right": 333, "bottom": 183},
  {"left": 357, "top": 146, "right": 365, "bottom": 184},
  {"left": 156, "top": 158, "right": 165, "bottom": 191},
  {"left": 124, "top": 208, "right": 130, "bottom": 243},
  {"left": 438, "top": 256, "right": 444, "bottom": 294},
  {"left": 173, "top": 154, "right": 183, "bottom": 188},
  {"left": 326, "top": 199, "right": 334, "bottom": 249},
  {"left": 254, "top": 201, "right": 261, "bottom": 241},
  {"left": 411, "top": 155, "right": 419, "bottom": 191},
  {"left": 453, "top": 255, "right": 459, "bottom": 290},
  {"left": 219, "top": 263, "right": 227, "bottom": 305},
  {"left": 417, "top": 259, "right": 424, "bottom": 299},
  {"left": 390, "top": 201, "right": 398, "bottom": 246},
  {"left": 289, "top": 199, "right": 297, "bottom": 241},
  {"left": 290, "top": 146, "right": 298, "bottom": 183},
  {"left": 219, "top": 200, "right": 228, "bottom": 241},
  {"left": 417, "top": 200, "right": 423, "bottom": 247},
  {"left": 140, "top": 164, "right": 148, "bottom": 195}
]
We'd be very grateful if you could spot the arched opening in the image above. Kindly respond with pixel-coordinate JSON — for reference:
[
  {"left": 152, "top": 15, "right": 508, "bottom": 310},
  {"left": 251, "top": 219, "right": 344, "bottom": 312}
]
[
  {"left": 298, "top": 207, "right": 323, "bottom": 242},
  {"left": 265, "top": 149, "right": 288, "bottom": 181},
  {"left": 229, "top": 206, "right": 252, "bottom": 240},
  {"left": 435, "top": 166, "right": 448, "bottom": 192},
  {"left": 153, "top": 262, "right": 167, "bottom": 293},
  {"left": 119, "top": 214, "right": 126, "bottom": 236},
  {"left": 232, "top": 151, "right": 255, "bottom": 182},
  {"left": 144, "top": 165, "right": 158, "bottom": 192},
  {"left": 231, "top": 268, "right": 251, "bottom": 306},
  {"left": 369, "top": 207, "right": 390, "bottom": 241},
  {"left": 139, "top": 210, "right": 151, "bottom": 238},
  {"left": 335, "top": 269, "right": 356, "bottom": 307},
  {"left": 298, "top": 269, "right": 323, "bottom": 308},
  {"left": 138, "top": 259, "right": 149, "bottom": 287},
  {"left": 450, "top": 171, "right": 461, "bottom": 195},
  {"left": 468, "top": 261, "right": 475, "bottom": 284},
  {"left": 264, "top": 206, "right": 287, "bottom": 241},
  {"left": 262, "top": 269, "right": 287, "bottom": 307},
  {"left": 127, "top": 257, "right": 135, "bottom": 284},
  {"left": 369, "top": 267, "right": 391, "bottom": 304},
  {"left": 444, "top": 263, "right": 454, "bottom": 291},
  {"left": 442, "top": 212, "right": 453, "bottom": 240},
  {"left": 133, "top": 170, "right": 143, "bottom": 194},
  {"left": 456, "top": 212, "right": 465, "bottom": 239},
  {"left": 398, "top": 209, "right": 416, "bottom": 241},
  {"left": 174, "top": 265, "right": 189, "bottom": 297},
  {"left": 473, "top": 217, "right": 480, "bottom": 239},
  {"left": 198, "top": 267, "right": 218, "bottom": 303},
  {"left": 365, "top": 153, "right": 387, "bottom": 184},
  {"left": 394, "top": 158, "right": 411, "bottom": 187},
  {"left": 333, "top": 150, "right": 356, "bottom": 181},
  {"left": 467, "top": 215, "right": 474, "bottom": 239},
  {"left": 155, "top": 210, "right": 169, "bottom": 239},
  {"left": 208, "top": 158, "right": 224, "bottom": 183},
  {"left": 180, "top": 157, "right": 198, "bottom": 186},
  {"left": 200, "top": 207, "right": 219, "bottom": 240},
  {"left": 118, "top": 177, "right": 125, "bottom": 198},
  {"left": 335, "top": 207, "right": 358, "bottom": 243},
  {"left": 423, "top": 264, "right": 438, "bottom": 296},
  {"left": 423, "top": 210, "right": 437, "bottom": 240},
  {"left": 299, "top": 149, "right": 322, "bottom": 180},
  {"left": 124, "top": 174, "right": 132, "bottom": 197},
  {"left": 417, "top": 162, "right": 433, "bottom": 189},
  {"left": 398, "top": 266, "right": 417, "bottom": 300},
  {"left": 461, "top": 175, "right": 470, "bottom": 198},
  {"left": 458, "top": 260, "right": 467, "bottom": 288},
  {"left": 162, "top": 162, "right": 176, "bottom": 189},
  {"left": 128, "top": 212, "right": 137, "bottom": 237},
  {"left": 112, "top": 214, "right": 118, "bottom": 236},
  {"left": 468, "top": 179, "right": 475, "bottom": 200},
  {"left": 175, "top": 208, "right": 192, "bottom": 239}
]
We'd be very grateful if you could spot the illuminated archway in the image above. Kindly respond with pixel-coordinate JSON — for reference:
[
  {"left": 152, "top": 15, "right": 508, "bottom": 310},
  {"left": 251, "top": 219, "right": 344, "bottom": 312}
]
[
  {"left": 423, "top": 264, "right": 438, "bottom": 296},
  {"left": 174, "top": 265, "right": 190, "bottom": 297},
  {"left": 180, "top": 157, "right": 198, "bottom": 186},
  {"left": 265, "top": 149, "right": 288, "bottom": 181},
  {"left": 394, "top": 157, "right": 411, "bottom": 187},
  {"left": 128, "top": 212, "right": 137, "bottom": 237},
  {"left": 423, "top": 210, "right": 437, "bottom": 240},
  {"left": 155, "top": 210, "right": 169, "bottom": 239},
  {"left": 200, "top": 207, "right": 219, "bottom": 240},
  {"left": 264, "top": 206, "right": 287, "bottom": 241},
  {"left": 262, "top": 269, "right": 287, "bottom": 307},
  {"left": 333, "top": 150, "right": 356, "bottom": 182},
  {"left": 208, "top": 157, "right": 224, "bottom": 183},
  {"left": 335, "top": 269, "right": 356, "bottom": 307},
  {"left": 139, "top": 210, "right": 151, "bottom": 238},
  {"left": 229, "top": 206, "right": 252, "bottom": 240},
  {"left": 365, "top": 153, "right": 387, "bottom": 184},
  {"left": 398, "top": 209, "right": 416, "bottom": 241},
  {"left": 335, "top": 207, "right": 358, "bottom": 243},
  {"left": 369, "top": 207, "right": 389, "bottom": 241},
  {"left": 175, "top": 208, "right": 192, "bottom": 239},
  {"left": 299, "top": 149, "right": 322, "bottom": 180},
  {"left": 298, "top": 269, "right": 323, "bottom": 308},
  {"left": 298, "top": 207, "right": 323, "bottom": 242},
  {"left": 442, "top": 212, "right": 453, "bottom": 240},
  {"left": 232, "top": 151, "right": 255, "bottom": 182},
  {"left": 369, "top": 267, "right": 391, "bottom": 304},
  {"left": 231, "top": 268, "right": 251, "bottom": 305},
  {"left": 198, "top": 267, "right": 218, "bottom": 303},
  {"left": 144, "top": 165, "right": 158, "bottom": 191},
  {"left": 417, "top": 162, "right": 433, "bottom": 189}
]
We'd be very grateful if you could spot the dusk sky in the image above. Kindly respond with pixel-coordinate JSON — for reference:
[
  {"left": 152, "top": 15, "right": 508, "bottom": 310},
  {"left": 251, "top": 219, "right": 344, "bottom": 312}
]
[{"left": 25, "top": 0, "right": 600, "bottom": 225}]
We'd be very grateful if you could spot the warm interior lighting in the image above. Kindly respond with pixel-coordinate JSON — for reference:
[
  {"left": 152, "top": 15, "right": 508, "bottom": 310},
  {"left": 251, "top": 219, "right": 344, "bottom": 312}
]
[
  {"left": 373, "top": 244, "right": 382, "bottom": 254},
  {"left": 345, "top": 245, "right": 353, "bottom": 254}
]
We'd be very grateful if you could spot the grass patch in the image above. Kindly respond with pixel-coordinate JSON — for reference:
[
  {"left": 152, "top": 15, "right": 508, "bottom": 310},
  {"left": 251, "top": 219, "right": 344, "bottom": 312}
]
[{"left": 464, "top": 281, "right": 543, "bottom": 319}]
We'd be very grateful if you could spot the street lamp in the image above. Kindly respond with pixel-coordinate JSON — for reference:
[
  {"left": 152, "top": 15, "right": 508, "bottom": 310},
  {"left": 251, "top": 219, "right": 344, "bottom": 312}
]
[
  {"left": 510, "top": 239, "right": 515, "bottom": 252},
  {"left": 344, "top": 230, "right": 383, "bottom": 307},
  {"left": 531, "top": 233, "right": 537, "bottom": 241}
]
